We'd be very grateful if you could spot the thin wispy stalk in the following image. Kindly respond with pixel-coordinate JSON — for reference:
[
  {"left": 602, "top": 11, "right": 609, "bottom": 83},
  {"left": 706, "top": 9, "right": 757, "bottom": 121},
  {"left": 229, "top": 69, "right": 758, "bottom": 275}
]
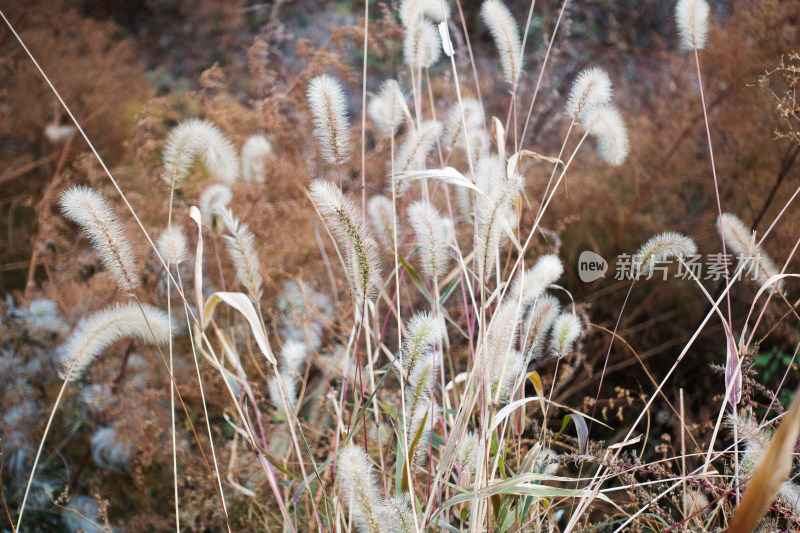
[{"left": 60, "top": 185, "right": 141, "bottom": 293}]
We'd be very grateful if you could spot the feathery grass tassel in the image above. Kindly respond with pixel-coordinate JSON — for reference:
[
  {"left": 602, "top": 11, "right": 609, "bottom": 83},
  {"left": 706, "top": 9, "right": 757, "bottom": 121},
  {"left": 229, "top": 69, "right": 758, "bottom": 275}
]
[
  {"left": 400, "top": 0, "right": 451, "bottom": 27},
  {"left": 676, "top": 0, "right": 710, "bottom": 51},
  {"left": 157, "top": 224, "right": 188, "bottom": 266},
  {"left": 408, "top": 201, "right": 452, "bottom": 280},
  {"left": 635, "top": 231, "right": 697, "bottom": 278},
  {"left": 476, "top": 173, "right": 524, "bottom": 281},
  {"left": 59, "top": 303, "right": 173, "bottom": 381},
  {"left": 580, "top": 105, "right": 630, "bottom": 166},
  {"left": 565, "top": 68, "right": 613, "bottom": 120},
  {"left": 307, "top": 75, "right": 352, "bottom": 165},
  {"left": 337, "top": 444, "right": 387, "bottom": 533},
  {"left": 367, "top": 195, "right": 396, "bottom": 250},
  {"left": 368, "top": 80, "right": 407, "bottom": 137},
  {"left": 161, "top": 118, "right": 240, "bottom": 186},
  {"left": 550, "top": 312, "right": 582, "bottom": 359},
  {"left": 217, "top": 207, "right": 264, "bottom": 302},
  {"left": 401, "top": 311, "right": 446, "bottom": 379},
  {"left": 403, "top": 19, "right": 442, "bottom": 70},
  {"left": 442, "top": 98, "right": 485, "bottom": 154},
  {"left": 60, "top": 185, "right": 141, "bottom": 293},
  {"left": 481, "top": 0, "right": 523, "bottom": 86},
  {"left": 384, "top": 494, "right": 415, "bottom": 533},
  {"left": 522, "top": 294, "right": 561, "bottom": 361},
  {"left": 241, "top": 133, "right": 272, "bottom": 183},
  {"left": 309, "top": 179, "right": 381, "bottom": 301},
  {"left": 199, "top": 183, "right": 233, "bottom": 235},
  {"left": 395, "top": 119, "right": 442, "bottom": 174},
  {"left": 718, "top": 213, "right": 784, "bottom": 290}
]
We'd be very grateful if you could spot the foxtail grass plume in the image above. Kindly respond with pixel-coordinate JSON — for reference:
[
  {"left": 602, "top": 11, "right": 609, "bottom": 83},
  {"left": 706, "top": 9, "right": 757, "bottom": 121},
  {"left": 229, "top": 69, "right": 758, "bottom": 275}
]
[
  {"left": 442, "top": 98, "right": 485, "bottom": 154},
  {"left": 476, "top": 172, "right": 524, "bottom": 280},
  {"left": 368, "top": 80, "right": 407, "bottom": 137},
  {"left": 385, "top": 495, "right": 415, "bottom": 533},
  {"left": 455, "top": 432, "right": 479, "bottom": 475},
  {"left": 59, "top": 303, "right": 172, "bottom": 381},
  {"left": 635, "top": 231, "right": 697, "bottom": 278},
  {"left": 336, "top": 444, "right": 386, "bottom": 533},
  {"left": 550, "top": 312, "right": 581, "bottom": 358},
  {"left": 157, "top": 224, "right": 188, "bottom": 266},
  {"left": 400, "top": 0, "right": 450, "bottom": 27},
  {"left": 161, "top": 118, "right": 239, "bottom": 187},
  {"left": 718, "top": 213, "right": 784, "bottom": 290},
  {"left": 268, "top": 340, "right": 308, "bottom": 413},
  {"left": 367, "top": 195, "right": 396, "bottom": 249},
  {"left": 676, "top": 0, "right": 710, "bottom": 51},
  {"left": 60, "top": 185, "right": 140, "bottom": 292},
  {"left": 217, "top": 208, "right": 264, "bottom": 302},
  {"left": 241, "top": 134, "right": 272, "bottom": 183},
  {"left": 395, "top": 119, "right": 442, "bottom": 173},
  {"left": 523, "top": 294, "right": 561, "bottom": 361},
  {"left": 485, "top": 300, "right": 525, "bottom": 398},
  {"left": 408, "top": 201, "right": 452, "bottom": 280},
  {"left": 199, "top": 183, "right": 233, "bottom": 235},
  {"left": 401, "top": 311, "right": 446, "bottom": 379},
  {"left": 404, "top": 19, "right": 442, "bottom": 70},
  {"left": 405, "top": 351, "right": 440, "bottom": 437},
  {"left": 565, "top": 68, "right": 613, "bottom": 119},
  {"left": 481, "top": 0, "right": 522, "bottom": 85},
  {"left": 307, "top": 75, "right": 352, "bottom": 165},
  {"left": 515, "top": 254, "right": 564, "bottom": 304},
  {"left": 580, "top": 105, "right": 630, "bottom": 166},
  {"left": 309, "top": 179, "right": 381, "bottom": 301}
]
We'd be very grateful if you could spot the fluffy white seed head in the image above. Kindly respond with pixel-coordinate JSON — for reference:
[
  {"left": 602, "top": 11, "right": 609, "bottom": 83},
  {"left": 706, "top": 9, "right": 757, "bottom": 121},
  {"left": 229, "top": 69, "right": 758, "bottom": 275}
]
[
  {"left": 307, "top": 75, "right": 352, "bottom": 164},
  {"left": 60, "top": 185, "right": 140, "bottom": 292},
  {"left": 580, "top": 105, "right": 630, "bottom": 166},
  {"left": 635, "top": 231, "right": 697, "bottom": 277},
  {"left": 550, "top": 312, "right": 581, "bottom": 358},
  {"left": 718, "top": 213, "right": 784, "bottom": 289},
  {"left": 476, "top": 172, "right": 524, "bottom": 280},
  {"left": 367, "top": 195, "right": 395, "bottom": 250},
  {"left": 395, "top": 119, "right": 442, "bottom": 174},
  {"left": 408, "top": 201, "right": 452, "bottom": 279},
  {"left": 515, "top": 254, "right": 564, "bottom": 304},
  {"left": 337, "top": 444, "right": 386, "bottom": 533},
  {"left": 161, "top": 118, "right": 239, "bottom": 187},
  {"left": 199, "top": 183, "right": 232, "bottom": 234},
  {"left": 402, "top": 311, "right": 446, "bottom": 378},
  {"left": 404, "top": 19, "right": 442, "bottom": 69},
  {"left": 481, "top": 0, "right": 523, "bottom": 85},
  {"left": 157, "top": 224, "right": 188, "bottom": 266},
  {"left": 384, "top": 495, "right": 415, "bottom": 533},
  {"left": 59, "top": 303, "right": 173, "bottom": 381},
  {"left": 565, "top": 68, "right": 613, "bottom": 119},
  {"left": 523, "top": 294, "right": 561, "bottom": 361},
  {"left": 676, "top": 0, "right": 710, "bottom": 51},
  {"left": 368, "top": 80, "right": 406, "bottom": 137},
  {"left": 442, "top": 98, "right": 485, "bottom": 154},
  {"left": 241, "top": 134, "right": 272, "bottom": 183},
  {"left": 91, "top": 427, "right": 132, "bottom": 471},
  {"left": 309, "top": 179, "right": 381, "bottom": 300},
  {"left": 400, "top": 0, "right": 451, "bottom": 27},
  {"left": 217, "top": 208, "right": 264, "bottom": 301},
  {"left": 456, "top": 432, "right": 480, "bottom": 474}
]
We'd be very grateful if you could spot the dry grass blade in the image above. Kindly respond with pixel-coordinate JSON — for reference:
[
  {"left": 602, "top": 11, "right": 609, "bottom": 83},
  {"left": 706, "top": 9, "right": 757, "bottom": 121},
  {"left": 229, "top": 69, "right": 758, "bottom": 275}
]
[{"left": 727, "top": 384, "right": 800, "bottom": 533}]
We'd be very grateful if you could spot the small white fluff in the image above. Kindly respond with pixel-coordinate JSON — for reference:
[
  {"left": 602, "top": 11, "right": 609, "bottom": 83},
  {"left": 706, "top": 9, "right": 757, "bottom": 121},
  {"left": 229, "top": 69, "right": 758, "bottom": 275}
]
[
  {"left": 675, "top": 0, "right": 710, "bottom": 51},
  {"left": 635, "top": 231, "right": 697, "bottom": 278},
  {"left": 368, "top": 80, "right": 406, "bottom": 137},
  {"left": 400, "top": 0, "right": 451, "bottom": 27},
  {"left": 91, "top": 426, "right": 132, "bottom": 471},
  {"left": 367, "top": 195, "right": 396, "bottom": 250},
  {"left": 161, "top": 118, "right": 239, "bottom": 186},
  {"left": 241, "top": 133, "right": 272, "bottom": 183},
  {"left": 336, "top": 444, "right": 387, "bottom": 533},
  {"left": 481, "top": 0, "right": 523, "bottom": 85},
  {"left": 309, "top": 179, "right": 381, "bottom": 300},
  {"left": 59, "top": 303, "right": 173, "bottom": 381},
  {"left": 307, "top": 75, "right": 352, "bottom": 165},
  {"left": 550, "top": 312, "right": 581, "bottom": 358},
  {"left": 157, "top": 224, "right": 188, "bottom": 266},
  {"left": 565, "top": 68, "right": 613, "bottom": 119},
  {"left": 217, "top": 208, "right": 264, "bottom": 301},
  {"left": 580, "top": 105, "right": 630, "bottom": 166},
  {"left": 198, "top": 183, "right": 233, "bottom": 232},
  {"left": 404, "top": 19, "right": 442, "bottom": 70},
  {"left": 395, "top": 120, "right": 442, "bottom": 173},
  {"left": 60, "top": 185, "right": 141, "bottom": 292},
  {"left": 408, "top": 201, "right": 451, "bottom": 280},
  {"left": 718, "top": 213, "right": 784, "bottom": 289}
]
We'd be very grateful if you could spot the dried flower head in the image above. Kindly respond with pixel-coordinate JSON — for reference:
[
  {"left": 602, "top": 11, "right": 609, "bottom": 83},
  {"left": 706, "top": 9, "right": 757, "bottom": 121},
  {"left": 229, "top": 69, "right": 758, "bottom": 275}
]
[
  {"left": 402, "top": 311, "right": 446, "bottom": 378},
  {"left": 635, "top": 231, "right": 697, "bottom": 278},
  {"left": 307, "top": 75, "right": 352, "bottom": 165},
  {"left": 368, "top": 79, "right": 407, "bottom": 137},
  {"left": 481, "top": 0, "right": 522, "bottom": 85},
  {"left": 580, "top": 105, "right": 630, "bottom": 166},
  {"left": 59, "top": 303, "right": 173, "bottom": 381},
  {"left": 157, "top": 224, "right": 188, "bottom": 266},
  {"left": 676, "top": 0, "right": 710, "bottom": 51},
  {"left": 60, "top": 185, "right": 140, "bottom": 292},
  {"left": 404, "top": 19, "right": 442, "bottom": 70},
  {"left": 550, "top": 312, "right": 581, "bottom": 358},
  {"left": 565, "top": 68, "right": 613, "bottom": 119},
  {"left": 241, "top": 133, "right": 272, "bottom": 183},
  {"left": 161, "top": 118, "right": 239, "bottom": 187},
  {"left": 442, "top": 98, "right": 485, "bottom": 154},
  {"left": 309, "top": 179, "right": 381, "bottom": 300},
  {"left": 718, "top": 213, "right": 784, "bottom": 289},
  {"left": 336, "top": 444, "right": 386, "bottom": 533},
  {"left": 395, "top": 119, "right": 442, "bottom": 173}
]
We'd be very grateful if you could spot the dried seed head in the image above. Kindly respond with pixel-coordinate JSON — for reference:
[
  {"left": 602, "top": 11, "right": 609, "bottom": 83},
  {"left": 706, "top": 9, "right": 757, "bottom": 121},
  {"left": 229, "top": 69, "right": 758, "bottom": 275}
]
[
  {"left": 404, "top": 19, "right": 442, "bottom": 69},
  {"left": 580, "top": 105, "right": 630, "bottom": 166},
  {"left": 161, "top": 118, "right": 239, "bottom": 187},
  {"left": 550, "top": 312, "right": 581, "bottom": 358},
  {"left": 157, "top": 224, "right": 188, "bottom": 266},
  {"left": 635, "top": 231, "right": 697, "bottom": 278},
  {"left": 400, "top": 0, "right": 451, "bottom": 27},
  {"left": 395, "top": 120, "right": 442, "bottom": 174},
  {"left": 718, "top": 213, "right": 784, "bottom": 289},
  {"left": 565, "top": 68, "right": 613, "bottom": 119},
  {"left": 368, "top": 80, "right": 407, "bottom": 137},
  {"left": 367, "top": 195, "right": 396, "bottom": 250},
  {"left": 676, "top": 0, "right": 710, "bottom": 51},
  {"left": 408, "top": 201, "right": 452, "bottom": 279},
  {"left": 198, "top": 183, "right": 232, "bottom": 235},
  {"left": 241, "top": 134, "right": 272, "bottom": 183},
  {"left": 337, "top": 445, "right": 386, "bottom": 533},
  {"left": 481, "top": 0, "right": 522, "bottom": 85},
  {"left": 307, "top": 75, "right": 352, "bottom": 165},
  {"left": 217, "top": 207, "right": 264, "bottom": 302}
]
